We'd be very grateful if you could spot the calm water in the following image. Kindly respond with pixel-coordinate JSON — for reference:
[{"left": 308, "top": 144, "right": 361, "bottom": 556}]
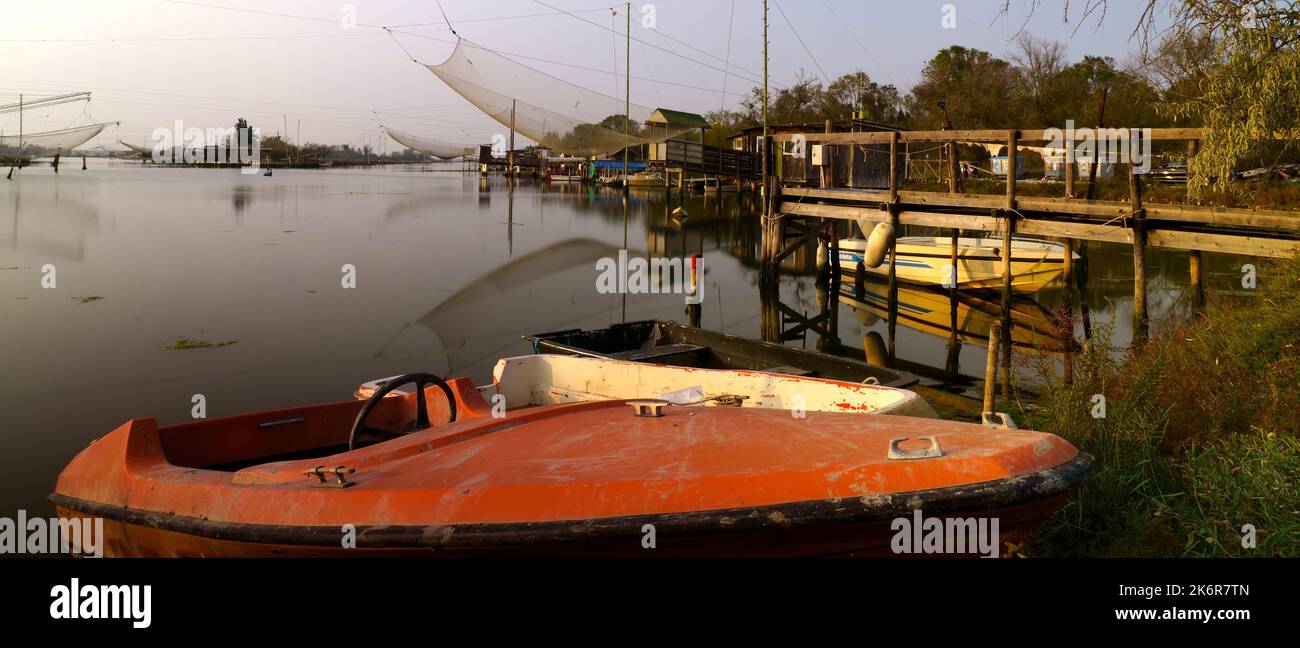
[{"left": 0, "top": 160, "right": 1257, "bottom": 515}]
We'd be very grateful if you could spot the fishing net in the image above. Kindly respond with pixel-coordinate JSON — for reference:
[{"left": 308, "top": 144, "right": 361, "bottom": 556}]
[
  {"left": 425, "top": 39, "right": 697, "bottom": 157},
  {"left": 0, "top": 122, "right": 114, "bottom": 157},
  {"left": 383, "top": 127, "right": 473, "bottom": 159},
  {"left": 117, "top": 140, "right": 153, "bottom": 156}
]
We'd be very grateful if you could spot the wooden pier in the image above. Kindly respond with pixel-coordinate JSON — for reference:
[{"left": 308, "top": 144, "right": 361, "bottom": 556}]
[
  {"left": 651, "top": 139, "right": 760, "bottom": 189},
  {"left": 759, "top": 126, "right": 1300, "bottom": 407}
]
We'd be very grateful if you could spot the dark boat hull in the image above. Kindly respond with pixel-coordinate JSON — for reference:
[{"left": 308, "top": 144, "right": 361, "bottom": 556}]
[{"left": 526, "top": 320, "right": 918, "bottom": 388}]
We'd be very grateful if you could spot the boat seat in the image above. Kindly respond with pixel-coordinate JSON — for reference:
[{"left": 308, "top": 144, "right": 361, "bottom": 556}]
[
  {"left": 609, "top": 343, "right": 707, "bottom": 362},
  {"left": 759, "top": 365, "right": 815, "bottom": 377}
]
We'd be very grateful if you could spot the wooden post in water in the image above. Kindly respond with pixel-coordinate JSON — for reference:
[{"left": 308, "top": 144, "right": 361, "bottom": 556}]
[
  {"left": 946, "top": 229, "right": 961, "bottom": 377},
  {"left": 983, "top": 325, "right": 1001, "bottom": 414},
  {"left": 887, "top": 131, "right": 900, "bottom": 361},
  {"left": 1000, "top": 130, "right": 1018, "bottom": 396},
  {"left": 82, "top": 156, "right": 87, "bottom": 171},
  {"left": 822, "top": 119, "right": 833, "bottom": 189},
  {"left": 508, "top": 99, "right": 516, "bottom": 177},
  {"left": 1062, "top": 238, "right": 1075, "bottom": 384},
  {"left": 1064, "top": 142, "right": 1075, "bottom": 198},
  {"left": 1186, "top": 138, "right": 1204, "bottom": 309},
  {"left": 52, "top": 153, "right": 60, "bottom": 173},
  {"left": 888, "top": 131, "right": 899, "bottom": 204},
  {"left": 887, "top": 222, "right": 898, "bottom": 362},
  {"left": 1189, "top": 250, "right": 1203, "bottom": 309},
  {"left": 1130, "top": 160, "right": 1148, "bottom": 345},
  {"left": 829, "top": 219, "right": 840, "bottom": 284},
  {"left": 815, "top": 122, "right": 833, "bottom": 279}
]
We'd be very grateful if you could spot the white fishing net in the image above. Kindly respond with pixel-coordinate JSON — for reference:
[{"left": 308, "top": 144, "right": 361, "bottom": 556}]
[
  {"left": 117, "top": 140, "right": 153, "bottom": 156},
  {"left": 425, "top": 39, "right": 697, "bottom": 157},
  {"left": 0, "top": 122, "right": 113, "bottom": 156},
  {"left": 383, "top": 127, "right": 473, "bottom": 159}
]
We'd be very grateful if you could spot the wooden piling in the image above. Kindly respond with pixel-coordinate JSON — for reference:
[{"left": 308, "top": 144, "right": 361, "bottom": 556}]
[
  {"left": 829, "top": 219, "right": 840, "bottom": 283},
  {"left": 1064, "top": 144, "right": 1075, "bottom": 198},
  {"left": 946, "top": 228, "right": 961, "bottom": 377},
  {"left": 946, "top": 134, "right": 959, "bottom": 194},
  {"left": 822, "top": 119, "right": 833, "bottom": 189},
  {"left": 1062, "top": 238, "right": 1075, "bottom": 384},
  {"left": 1130, "top": 162, "right": 1148, "bottom": 345},
  {"left": 887, "top": 228, "right": 898, "bottom": 362},
  {"left": 1185, "top": 138, "right": 1203, "bottom": 310},
  {"left": 1005, "top": 130, "right": 1018, "bottom": 209},
  {"left": 508, "top": 98, "right": 516, "bottom": 176},
  {"left": 1189, "top": 250, "right": 1203, "bottom": 309},
  {"left": 1000, "top": 130, "right": 1017, "bottom": 396},
  {"left": 887, "top": 131, "right": 900, "bottom": 362},
  {"left": 761, "top": 176, "right": 783, "bottom": 275},
  {"left": 983, "top": 324, "right": 1001, "bottom": 414},
  {"left": 52, "top": 153, "right": 60, "bottom": 173},
  {"left": 888, "top": 132, "right": 898, "bottom": 204}
]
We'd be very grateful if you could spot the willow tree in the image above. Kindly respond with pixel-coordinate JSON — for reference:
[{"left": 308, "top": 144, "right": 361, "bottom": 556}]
[
  {"left": 1159, "top": 2, "right": 1300, "bottom": 195},
  {"left": 1008, "top": 0, "right": 1300, "bottom": 195}
]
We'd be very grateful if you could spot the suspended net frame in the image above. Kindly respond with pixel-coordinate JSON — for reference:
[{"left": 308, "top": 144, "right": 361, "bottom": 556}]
[
  {"left": 383, "top": 127, "right": 474, "bottom": 159},
  {"left": 0, "top": 122, "right": 116, "bottom": 157},
  {"left": 425, "top": 38, "right": 697, "bottom": 157}
]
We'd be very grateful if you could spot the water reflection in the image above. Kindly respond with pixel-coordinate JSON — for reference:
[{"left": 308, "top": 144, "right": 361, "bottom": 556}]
[{"left": 1, "top": 180, "right": 102, "bottom": 261}]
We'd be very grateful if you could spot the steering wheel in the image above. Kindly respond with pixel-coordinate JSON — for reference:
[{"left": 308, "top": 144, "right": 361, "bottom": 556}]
[{"left": 348, "top": 372, "right": 457, "bottom": 450}]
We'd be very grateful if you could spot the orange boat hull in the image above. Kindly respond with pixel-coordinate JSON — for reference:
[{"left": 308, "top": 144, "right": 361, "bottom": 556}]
[{"left": 52, "top": 377, "right": 1092, "bottom": 557}]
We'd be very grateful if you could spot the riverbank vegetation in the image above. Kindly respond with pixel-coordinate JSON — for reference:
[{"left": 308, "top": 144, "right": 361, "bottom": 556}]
[{"left": 1020, "top": 254, "right": 1300, "bottom": 557}]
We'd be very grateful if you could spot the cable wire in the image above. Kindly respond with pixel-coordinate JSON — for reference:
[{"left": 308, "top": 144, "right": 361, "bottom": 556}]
[{"left": 773, "top": 0, "right": 829, "bottom": 83}]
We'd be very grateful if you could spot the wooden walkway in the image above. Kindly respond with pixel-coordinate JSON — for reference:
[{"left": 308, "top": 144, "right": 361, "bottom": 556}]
[
  {"left": 757, "top": 126, "right": 1300, "bottom": 411},
  {"left": 766, "top": 127, "right": 1300, "bottom": 260}
]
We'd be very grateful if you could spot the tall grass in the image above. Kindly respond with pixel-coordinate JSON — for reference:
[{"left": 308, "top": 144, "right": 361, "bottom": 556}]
[{"left": 1019, "top": 256, "right": 1300, "bottom": 557}]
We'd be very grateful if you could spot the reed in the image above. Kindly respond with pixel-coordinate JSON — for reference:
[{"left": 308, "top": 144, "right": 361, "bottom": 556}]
[{"left": 1018, "top": 255, "right": 1300, "bottom": 557}]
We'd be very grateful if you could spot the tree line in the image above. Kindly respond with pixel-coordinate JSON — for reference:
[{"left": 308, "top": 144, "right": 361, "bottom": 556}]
[{"left": 704, "top": 0, "right": 1300, "bottom": 194}]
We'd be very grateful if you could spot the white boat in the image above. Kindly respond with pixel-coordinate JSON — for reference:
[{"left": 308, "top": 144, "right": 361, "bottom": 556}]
[
  {"left": 700, "top": 177, "right": 735, "bottom": 193},
  {"left": 356, "top": 354, "right": 936, "bottom": 418},
  {"left": 838, "top": 236, "right": 1078, "bottom": 293},
  {"left": 546, "top": 174, "right": 583, "bottom": 182},
  {"left": 626, "top": 171, "right": 665, "bottom": 187}
]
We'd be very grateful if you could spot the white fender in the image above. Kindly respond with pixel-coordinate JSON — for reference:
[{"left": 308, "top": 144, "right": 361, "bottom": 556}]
[{"left": 863, "top": 222, "right": 895, "bottom": 268}]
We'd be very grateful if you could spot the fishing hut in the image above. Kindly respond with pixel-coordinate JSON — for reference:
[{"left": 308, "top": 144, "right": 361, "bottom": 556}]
[
  {"left": 645, "top": 108, "right": 760, "bottom": 190},
  {"left": 478, "top": 144, "right": 542, "bottom": 176}
]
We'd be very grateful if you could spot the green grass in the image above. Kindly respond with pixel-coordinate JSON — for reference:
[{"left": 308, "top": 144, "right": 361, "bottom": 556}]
[{"left": 1018, "top": 256, "right": 1300, "bottom": 557}]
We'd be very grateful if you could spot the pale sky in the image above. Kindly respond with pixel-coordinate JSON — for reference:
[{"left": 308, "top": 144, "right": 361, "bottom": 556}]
[{"left": 0, "top": 0, "right": 1162, "bottom": 151}]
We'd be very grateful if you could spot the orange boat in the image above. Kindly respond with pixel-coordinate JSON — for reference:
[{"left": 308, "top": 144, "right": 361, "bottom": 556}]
[{"left": 52, "top": 373, "right": 1092, "bottom": 557}]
